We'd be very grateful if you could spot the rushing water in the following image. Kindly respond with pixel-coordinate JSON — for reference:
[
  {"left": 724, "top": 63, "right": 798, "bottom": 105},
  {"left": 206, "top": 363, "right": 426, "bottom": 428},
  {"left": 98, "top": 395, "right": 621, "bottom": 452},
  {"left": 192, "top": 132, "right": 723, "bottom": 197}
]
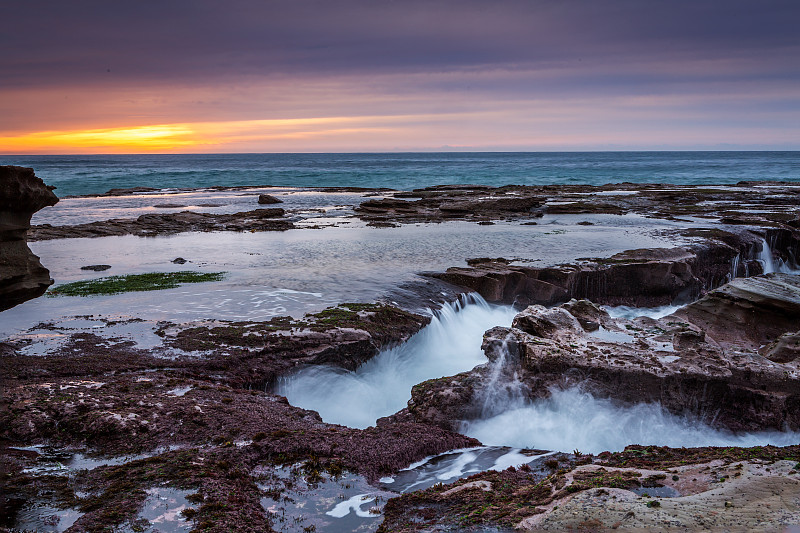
[
  {"left": 282, "top": 296, "right": 800, "bottom": 454},
  {"left": 4, "top": 152, "right": 800, "bottom": 197},
  {"left": 278, "top": 294, "right": 518, "bottom": 428},
  {"left": 462, "top": 387, "right": 800, "bottom": 455}
]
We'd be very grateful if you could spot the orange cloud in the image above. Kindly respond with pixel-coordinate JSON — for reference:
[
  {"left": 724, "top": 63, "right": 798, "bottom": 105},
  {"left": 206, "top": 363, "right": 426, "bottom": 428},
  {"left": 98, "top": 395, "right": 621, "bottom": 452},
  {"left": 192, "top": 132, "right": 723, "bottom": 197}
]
[
  {"left": 0, "top": 124, "right": 198, "bottom": 153},
  {"left": 0, "top": 115, "right": 421, "bottom": 153}
]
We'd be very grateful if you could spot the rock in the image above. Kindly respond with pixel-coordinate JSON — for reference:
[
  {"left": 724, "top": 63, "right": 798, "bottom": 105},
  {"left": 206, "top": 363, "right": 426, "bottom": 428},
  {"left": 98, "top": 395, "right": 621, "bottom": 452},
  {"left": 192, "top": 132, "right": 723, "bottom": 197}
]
[
  {"left": 257, "top": 194, "right": 283, "bottom": 204},
  {"left": 760, "top": 331, "right": 800, "bottom": 363},
  {"left": 0, "top": 166, "right": 59, "bottom": 311},
  {"left": 81, "top": 265, "right": 112, "bottom": 271},
  {"left": 171, "top": 257, "right": 187, "bottom": 265},
  {"left": 512, "top": 305, "right": 583, "bottom": 339},
  {"left": 674, "top": 273, "right": 800, "bottom": 350},
  {"left": 355, "top": 186, "right": 544, "bottom": 224},
  {"left": 100, "top": 186, "right": 158, "bottom": 196},
  {"left": 409, "top": 275, "right": 800, "bottom": 433},
  {"left": 430, "top": 229, "right": 799, "bottom": 308},
  {"left": 29, "top": 208, "right": 291, "bottom": 240}
]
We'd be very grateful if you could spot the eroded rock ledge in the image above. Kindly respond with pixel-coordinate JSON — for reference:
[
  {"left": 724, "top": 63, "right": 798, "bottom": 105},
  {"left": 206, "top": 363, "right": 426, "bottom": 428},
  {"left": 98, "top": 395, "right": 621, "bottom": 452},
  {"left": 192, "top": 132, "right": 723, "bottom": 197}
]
[
  {"left": 408, "top": 273, "right": 800, "bottom": 433},
  {"left": 377, "top": 445, "right": 800, "bottom": 532},
  {"left": 28, "top": 207, "right": 292, "bottom": 241},
  {"left": 0, "top": 166, "right": 59, "bottom": 311},
  {"left": 355, "top": 181, "right": 800, "bottom": 227},
  {"left": 1, "top": 303, "right": 473, "bottom": 532},
  {"left": 430, "top": 227, "right": 799, "bottom": 307}
]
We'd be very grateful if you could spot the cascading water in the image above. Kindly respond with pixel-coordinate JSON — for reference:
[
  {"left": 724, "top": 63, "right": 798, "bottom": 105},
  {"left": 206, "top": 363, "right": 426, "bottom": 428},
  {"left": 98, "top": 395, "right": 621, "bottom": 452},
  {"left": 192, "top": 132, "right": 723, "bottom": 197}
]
[
  {"left": 758, "top": 238, "right": 778, "bottom": 274},
  {"left": 277, "top": 294, "right": 517, "bottom": 428},
  {"left": 729, "top": 236, "right": 798, "bottom": 280},
  {"left": 461, "top": 386, "right": 800, "bottom": 455}
]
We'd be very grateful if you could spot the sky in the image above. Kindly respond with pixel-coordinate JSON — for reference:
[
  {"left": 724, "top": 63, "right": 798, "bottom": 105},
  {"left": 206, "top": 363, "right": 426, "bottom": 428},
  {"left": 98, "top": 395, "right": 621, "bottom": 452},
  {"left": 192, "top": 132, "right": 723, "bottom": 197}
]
[{"left": 1, "top": 0, "right": 799, "bottom": 153}]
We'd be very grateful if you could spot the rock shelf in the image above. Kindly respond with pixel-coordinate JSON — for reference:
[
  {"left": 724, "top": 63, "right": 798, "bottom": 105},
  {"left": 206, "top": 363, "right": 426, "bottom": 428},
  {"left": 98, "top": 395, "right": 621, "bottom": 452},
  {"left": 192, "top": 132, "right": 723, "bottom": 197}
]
[{"left": 3, "top": 173, "right": 800, "bottom": 532}]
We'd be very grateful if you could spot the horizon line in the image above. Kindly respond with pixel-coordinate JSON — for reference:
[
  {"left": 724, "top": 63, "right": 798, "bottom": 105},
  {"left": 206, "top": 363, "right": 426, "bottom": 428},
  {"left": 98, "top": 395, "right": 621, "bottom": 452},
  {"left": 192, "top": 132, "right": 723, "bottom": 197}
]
[{"left": 3, "top": 148, "right": 800, "bottom": 157}]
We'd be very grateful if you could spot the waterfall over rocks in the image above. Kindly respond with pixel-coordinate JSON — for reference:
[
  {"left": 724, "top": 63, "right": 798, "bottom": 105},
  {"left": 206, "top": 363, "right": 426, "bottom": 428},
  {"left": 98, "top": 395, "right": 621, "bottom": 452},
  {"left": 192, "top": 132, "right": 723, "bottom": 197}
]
[{"left": 278, "top": 294, "right": 517, "bottom": 428}]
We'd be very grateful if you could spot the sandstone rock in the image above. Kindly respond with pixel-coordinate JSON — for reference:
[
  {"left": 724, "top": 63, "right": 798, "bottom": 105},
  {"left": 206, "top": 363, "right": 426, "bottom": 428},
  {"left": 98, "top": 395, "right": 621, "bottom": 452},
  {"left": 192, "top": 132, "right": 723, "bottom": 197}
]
[
  {"left": 674, "top": 273, "right": 800, "bottom": 350},
  {"left": 0, "top": 166, "right": 58, "bottom": 311},
  {"left": 431, "top": 243, "right": 738, "bottom": 308},
  {"left": 355, "top": 186, "right": 544, "bottom": 224},
  {"left": 760, "top": 331, "right": 800, "bottom": 363},
  {"left": 430, "top": 229, "right": 800, "bottom": 308},
  {"left": 29, "top": 207, "right": 290, "bottom": 240}
]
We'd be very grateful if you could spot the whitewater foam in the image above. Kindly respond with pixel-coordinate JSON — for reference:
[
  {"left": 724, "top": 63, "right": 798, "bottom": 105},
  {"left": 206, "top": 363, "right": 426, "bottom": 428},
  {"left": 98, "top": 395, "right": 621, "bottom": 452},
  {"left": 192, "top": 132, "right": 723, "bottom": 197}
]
[
  {"left": 462, "top": 387, "right": 800, "bottom": 454},
  {"left": 277, "top": 294, "right": 517, "bottom": 428}
]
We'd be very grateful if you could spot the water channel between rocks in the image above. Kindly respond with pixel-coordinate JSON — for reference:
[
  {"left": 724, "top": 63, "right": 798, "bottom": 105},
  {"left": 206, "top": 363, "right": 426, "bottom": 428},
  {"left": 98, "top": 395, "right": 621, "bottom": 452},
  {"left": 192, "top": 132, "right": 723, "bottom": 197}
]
[{"left": 282, "top": 294, "right": 800, "bottom": 456}]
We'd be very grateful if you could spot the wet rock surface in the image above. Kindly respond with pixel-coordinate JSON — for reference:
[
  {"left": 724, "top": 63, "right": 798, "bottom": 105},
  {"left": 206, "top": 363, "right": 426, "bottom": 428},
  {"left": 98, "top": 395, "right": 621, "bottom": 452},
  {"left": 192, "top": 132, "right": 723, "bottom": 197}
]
[
  {"left": 257, "top": 193, "right": 283, "bottom": 204},
  {"left": 3, "top": 304, "right": 429, "bottom": 389},
  {"left": 0, "top": 166, "right": 59, "bottom": 311},
  {"left": 431, "top": 227, "right": 799, "bottom": 308},
  {"left": 4, "top": 177, "right": 800, "bottom": 531},
  {"left": 675, "top": 273, "right": 800, "bottom": 351},
  {"left": 377, "top": 445, "right": 800, "bottom": 532},
  {"left": 355, "top": 182, "right": 800, "bottom": 228},
  {"left": 409, "top": 275, "right": 800, "bottom": 434},
  {"left": 29, "top": 207, "right": 292, "bottom": 241},
  {"left": 1, "top": 304, "right": 475, "bottom": 532}
]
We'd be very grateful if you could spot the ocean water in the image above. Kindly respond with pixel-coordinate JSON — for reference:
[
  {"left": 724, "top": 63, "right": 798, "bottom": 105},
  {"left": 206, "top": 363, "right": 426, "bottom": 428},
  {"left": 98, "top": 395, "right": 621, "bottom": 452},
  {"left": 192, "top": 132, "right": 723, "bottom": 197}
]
[{"left": 2, "top": 151, "right": 799, "bottom": 197}]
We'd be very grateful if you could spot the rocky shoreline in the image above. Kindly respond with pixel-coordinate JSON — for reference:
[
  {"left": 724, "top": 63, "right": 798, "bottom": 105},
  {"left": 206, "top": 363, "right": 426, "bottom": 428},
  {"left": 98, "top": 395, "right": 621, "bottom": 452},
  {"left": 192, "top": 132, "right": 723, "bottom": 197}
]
[{"left": 2, "top": 167, "right": 800, "bottom": 532}]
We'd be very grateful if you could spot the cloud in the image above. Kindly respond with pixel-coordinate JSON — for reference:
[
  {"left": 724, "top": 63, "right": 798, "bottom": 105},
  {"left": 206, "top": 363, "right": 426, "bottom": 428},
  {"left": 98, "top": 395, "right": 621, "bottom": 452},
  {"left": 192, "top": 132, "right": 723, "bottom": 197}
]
[
  {"left": 2, "top": 0, "right": 798, "bottom": 151},
  {"left": 3, "top": 0, "right": 798, "bottom": 87}
]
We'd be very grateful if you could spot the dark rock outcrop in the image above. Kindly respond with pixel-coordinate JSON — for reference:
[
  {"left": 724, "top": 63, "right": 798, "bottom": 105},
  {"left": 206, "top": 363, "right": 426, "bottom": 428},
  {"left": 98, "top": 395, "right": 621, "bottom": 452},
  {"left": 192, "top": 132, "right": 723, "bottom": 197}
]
[
  {"left": 430, "top": 229, "right": 799, "bottom": 308},
  {"left": 29, "top": 207, "right": 291, "bottom": 240},
  {"left": 410, "top": 274, "right": 800, "bottom": 433},
  {"left": 355, "top": 186, "right": 544, "bottom": 224},
  {"left": 0, "top": 166, "right": 58, "bottom": 311},
  {"left": 257, "top": 193, "right": 283, "bottom": 204},
  {"left": 81, "top": 264, "right": 111, "bottom": 271}
]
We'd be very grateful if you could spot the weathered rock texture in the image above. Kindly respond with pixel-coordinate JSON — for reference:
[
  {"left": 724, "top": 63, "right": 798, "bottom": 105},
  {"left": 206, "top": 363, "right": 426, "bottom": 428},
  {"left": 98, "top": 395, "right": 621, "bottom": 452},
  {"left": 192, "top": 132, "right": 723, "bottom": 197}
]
[
  {"left": 409, "top": 274, "right": 800, "bottom": 433},
  {"left": 1, "top": 303, "right": 469, "bottom": 532},
  {"left": 378, "top": 448, "right": 800, "bottom": 533},
  {"left": 0, "top": 166, "right": 58, "bottom": 311},
  {"left": 356, "top": 182, "right": 800, "bottom": 228},
  {"left": 430, "top": 228, "right": 799, "bottom": 308},
  {"left": 29, "top": 207, "right": 291, "bottom": 241},
  {"left": 355, "top": 185, "right": 544, "bottom": 224}
]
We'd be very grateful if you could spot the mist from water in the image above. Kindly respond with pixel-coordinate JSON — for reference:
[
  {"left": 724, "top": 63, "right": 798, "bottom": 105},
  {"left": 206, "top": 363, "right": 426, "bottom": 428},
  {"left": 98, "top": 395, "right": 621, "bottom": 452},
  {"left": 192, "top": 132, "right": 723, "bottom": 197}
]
[
  {"left": 280, "top": 294, "right": 800, "bottom": 453},
  {"left": 462, "top": 386, "right": 800, "bottom": 455},
  {"left": 277, "top": 294, "right": 517, "bottom": 429}
]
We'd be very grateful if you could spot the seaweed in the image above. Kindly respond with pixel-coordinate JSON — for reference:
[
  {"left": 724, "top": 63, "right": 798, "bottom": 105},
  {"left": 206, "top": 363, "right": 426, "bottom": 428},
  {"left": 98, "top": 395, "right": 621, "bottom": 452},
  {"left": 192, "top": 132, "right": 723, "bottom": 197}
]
[{"left": 47, "top": 271, "right": 225, "bottom": 297}]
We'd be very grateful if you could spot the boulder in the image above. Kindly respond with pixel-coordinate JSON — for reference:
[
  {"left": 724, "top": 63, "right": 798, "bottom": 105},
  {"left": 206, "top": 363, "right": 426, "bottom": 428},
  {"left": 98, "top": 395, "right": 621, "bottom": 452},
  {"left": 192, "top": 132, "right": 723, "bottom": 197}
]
[
  {"left": 673, "top": 273, "right": 800, "bottom": 350},
  {"left": 0, "top": 166, "right": 58, "bottom": 311},
  {"left": 257, "top": 193, "right": 283, "bottom": 204}
]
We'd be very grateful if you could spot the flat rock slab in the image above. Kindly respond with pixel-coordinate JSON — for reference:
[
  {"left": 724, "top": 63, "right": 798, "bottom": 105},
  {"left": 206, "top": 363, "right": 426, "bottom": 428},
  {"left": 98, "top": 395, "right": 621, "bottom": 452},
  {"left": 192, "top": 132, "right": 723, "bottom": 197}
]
[{"left": 676, "top": 273, "right": 800, "bottom": 350}]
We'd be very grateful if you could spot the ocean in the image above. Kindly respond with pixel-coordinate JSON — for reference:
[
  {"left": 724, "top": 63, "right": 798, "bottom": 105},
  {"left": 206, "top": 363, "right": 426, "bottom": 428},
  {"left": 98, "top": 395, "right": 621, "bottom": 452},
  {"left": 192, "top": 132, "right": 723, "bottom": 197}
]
[{"left": 2, "top": 151, "right": 799, "bottom": 197}]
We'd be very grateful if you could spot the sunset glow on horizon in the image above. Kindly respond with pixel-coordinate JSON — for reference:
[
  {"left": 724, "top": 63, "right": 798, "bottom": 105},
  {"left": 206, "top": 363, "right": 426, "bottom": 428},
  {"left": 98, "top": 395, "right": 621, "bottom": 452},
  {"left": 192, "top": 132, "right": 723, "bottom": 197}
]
[{"left": 2, "top": 1, "right": 799, "bottom": 154}]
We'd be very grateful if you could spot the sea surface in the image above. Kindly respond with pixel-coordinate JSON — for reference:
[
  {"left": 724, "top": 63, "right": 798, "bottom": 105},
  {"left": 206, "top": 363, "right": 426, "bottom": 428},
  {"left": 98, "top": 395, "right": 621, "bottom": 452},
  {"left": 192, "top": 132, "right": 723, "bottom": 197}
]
[{"left": 3, "top": 151, "right": 799, "bottom": 197}]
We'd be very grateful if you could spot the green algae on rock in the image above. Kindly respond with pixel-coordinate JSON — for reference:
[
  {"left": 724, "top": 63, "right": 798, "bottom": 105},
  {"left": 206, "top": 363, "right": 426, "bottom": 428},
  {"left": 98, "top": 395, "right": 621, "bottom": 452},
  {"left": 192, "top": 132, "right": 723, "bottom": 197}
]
[{"left": 47, "top": 271, "right": 225, "bottom": 297}]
